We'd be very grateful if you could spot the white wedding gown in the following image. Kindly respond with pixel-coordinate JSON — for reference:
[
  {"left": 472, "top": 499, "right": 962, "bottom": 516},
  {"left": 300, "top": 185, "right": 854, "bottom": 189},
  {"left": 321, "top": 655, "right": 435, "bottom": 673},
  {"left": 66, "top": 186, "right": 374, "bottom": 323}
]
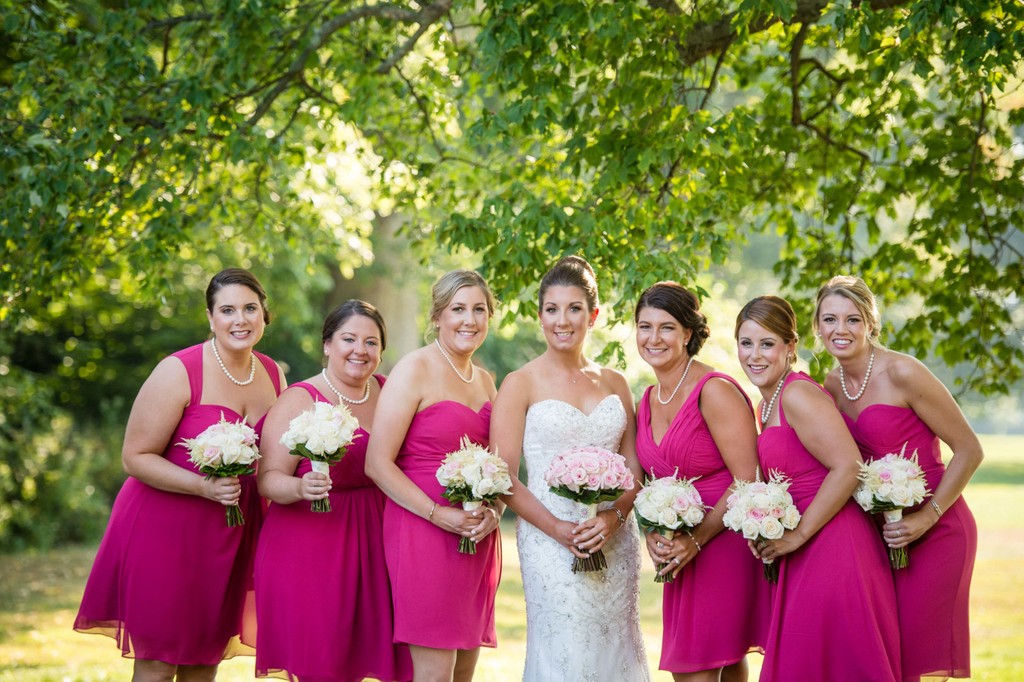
[{"left": 516, "top": 396, "right": 650, "bottom": 682}]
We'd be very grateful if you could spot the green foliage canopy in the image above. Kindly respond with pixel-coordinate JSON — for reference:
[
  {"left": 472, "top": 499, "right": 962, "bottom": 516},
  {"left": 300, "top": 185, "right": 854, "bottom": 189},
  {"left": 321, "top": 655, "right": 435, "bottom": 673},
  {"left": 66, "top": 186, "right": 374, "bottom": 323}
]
[{"left": 2, "top": 0, "right": 1023, "bottom": 394}]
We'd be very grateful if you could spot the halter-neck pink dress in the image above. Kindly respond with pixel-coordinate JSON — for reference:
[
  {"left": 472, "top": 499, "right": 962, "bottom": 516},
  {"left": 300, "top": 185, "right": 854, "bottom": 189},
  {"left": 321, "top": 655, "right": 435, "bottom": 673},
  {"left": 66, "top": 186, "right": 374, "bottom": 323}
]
[
  {"left": 756, "top": 373, "right": 901, "bottom": 681},
  {"left": 635, "top": 373, "right": 769, "bottom": 672},
  {"left": 382, "top": 400, "right": 500, "bottom": 649},
  {"left": 74, "top": 343, "right": 281, "bottom": 664},
  {"left": 844, "top": 403, "right": 976, "bottom": 681},
  {"left": 254, "top": 378, "right": 412, "bottom": 681}
]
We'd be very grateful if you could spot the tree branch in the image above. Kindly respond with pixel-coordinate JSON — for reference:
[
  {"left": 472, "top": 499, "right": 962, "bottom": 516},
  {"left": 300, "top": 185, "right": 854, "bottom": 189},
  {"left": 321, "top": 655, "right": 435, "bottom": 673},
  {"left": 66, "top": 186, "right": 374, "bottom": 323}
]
[
  {"left": 672, "top": 0, "right": 914, "bottom": 66},
  {"left": 245, "top": 1, "right": 452, "bottom": 127}
]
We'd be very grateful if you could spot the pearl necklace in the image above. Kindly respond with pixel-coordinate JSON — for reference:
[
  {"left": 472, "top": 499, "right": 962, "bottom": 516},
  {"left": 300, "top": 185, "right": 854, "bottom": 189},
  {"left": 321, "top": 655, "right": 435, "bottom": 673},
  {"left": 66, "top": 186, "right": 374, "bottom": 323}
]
[
  {"left": 211, "top": 337, "right": 256, "bottom": 386},
  {"left": 656, "top": 356, "right": 696, "bottom": 405},
  {"left": 435, "top": 338, "right": 475, "bottom": 384},
  {"left": 839, "top": 346, "right": 875, "bottom": 402},
  {"left": 760, "top": 370, "right": 789, "bottom": 426},
  {"left": 321, "top": 369, "right": 370, "bottom": 405}
]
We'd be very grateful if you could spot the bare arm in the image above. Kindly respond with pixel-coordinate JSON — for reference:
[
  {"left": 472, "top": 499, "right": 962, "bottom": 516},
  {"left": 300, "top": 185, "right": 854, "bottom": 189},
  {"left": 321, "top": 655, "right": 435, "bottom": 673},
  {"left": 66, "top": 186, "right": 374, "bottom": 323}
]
[
  {"left": 257, "top": 385, "right": 332, "bottom": 505},
  {"left": 758, "top": 380, "right": 862, "bottom": 562},
  {"left": 572, "top": 370, "right": 645, "bottom": 555},
  {"left": 886, "top": 356, "right": 983, "bottom": 546},
  {"left": 651, "top": 376, "right": 761, "bottom": 578},
  {"left": 365, "top": 354, "right": 493, "bottom": 541},
  {"left": 490, "top": 370, "right": 588, "bottom": 557},
  {"left": 122, "top": 356, "right": 238, "bottom": 506}
]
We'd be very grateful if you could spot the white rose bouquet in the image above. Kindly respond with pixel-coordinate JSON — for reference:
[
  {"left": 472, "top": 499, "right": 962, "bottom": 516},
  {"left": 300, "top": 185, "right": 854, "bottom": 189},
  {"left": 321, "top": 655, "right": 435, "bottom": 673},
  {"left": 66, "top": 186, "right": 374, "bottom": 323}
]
[
  {"left": 722, "top": 470, "right": 801, "bottom": 583},
  {"left": 854, "top": 442, "right": 930, "bottom": 569},
  {"left": 180, "top": 413, "right": 261, "bottom": 527},
  {"left": 543, "top": 445, "right": 636, "bottom": 573},
  {"left": 634, "top": 474, "right": 708, "bottom": 583},
  {"left": 280, "top": 401, "right": 362, "bottom": 513},
  {"left": 435, "top": 436, "right": 513, "bottom": 554}
]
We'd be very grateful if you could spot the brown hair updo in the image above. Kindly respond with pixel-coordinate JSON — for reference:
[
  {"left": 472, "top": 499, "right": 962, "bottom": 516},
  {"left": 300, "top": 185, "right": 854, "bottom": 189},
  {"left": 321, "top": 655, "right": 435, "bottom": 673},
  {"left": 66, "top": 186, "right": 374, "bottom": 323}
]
[{"left": 634, "top": 281, "right": 710, "bottom": 356}]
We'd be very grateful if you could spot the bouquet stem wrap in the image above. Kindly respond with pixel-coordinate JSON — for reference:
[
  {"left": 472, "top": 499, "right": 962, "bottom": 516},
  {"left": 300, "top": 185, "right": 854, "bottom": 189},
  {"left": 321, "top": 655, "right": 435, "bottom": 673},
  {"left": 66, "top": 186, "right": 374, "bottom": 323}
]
[
  {"left": 310, "top": 460, "right": 332, "bottom": 513},
  {"left": 572, "top": 504, "right": 608, "bottom": 574},
  {"left": 654, "top": 529, "right": 676, "bottom": 584},
  {"left": 883, "top": 509, "right": 907, "bottom": 569},
  {"left": 762, "top": 556, "right": 778, "bottom": 583},
  {"left": 459, "top": 500, "right": 483, "bottom": 554}
]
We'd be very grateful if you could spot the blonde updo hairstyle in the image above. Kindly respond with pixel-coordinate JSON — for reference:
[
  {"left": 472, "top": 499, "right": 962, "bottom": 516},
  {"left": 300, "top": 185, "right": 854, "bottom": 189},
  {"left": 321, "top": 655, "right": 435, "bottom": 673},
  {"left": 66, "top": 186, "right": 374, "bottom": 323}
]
[
  {"left": 813, "top": 275, "right": 881, "bottom": 341},
  {"left": 735, "top": 295, "right": 800, "bottom": 367},
  {"left": 428, "top": 269, "right": 497, "bottom": 339}
]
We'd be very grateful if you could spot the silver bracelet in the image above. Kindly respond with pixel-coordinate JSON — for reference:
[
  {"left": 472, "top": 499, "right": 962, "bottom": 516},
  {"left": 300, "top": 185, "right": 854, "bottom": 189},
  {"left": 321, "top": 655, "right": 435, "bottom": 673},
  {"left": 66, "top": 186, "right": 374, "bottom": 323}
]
[
  {"left": 930, "top": 499, "right": 943, "bottom": 518},
  {"left": 612, "top": 507, "right": 626, "bottom": 526}
]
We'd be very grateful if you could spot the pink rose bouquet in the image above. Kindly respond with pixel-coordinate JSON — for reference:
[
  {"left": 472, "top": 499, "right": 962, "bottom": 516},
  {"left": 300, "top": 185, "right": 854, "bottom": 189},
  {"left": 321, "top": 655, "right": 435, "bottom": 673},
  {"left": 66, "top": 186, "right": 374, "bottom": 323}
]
[
  {"left": 280, "top": 401, "right": 362, "bottom": 513},
  {"left": 436, "top": 436, "right": 513, "bottom": 554},
  {"left": 722, "top": 470, "right": 801, "bottom": 583},
  {"left": 634, "top": 474, "right": 707, "bottom": 583},
  {"left": 180, "top": 413, "right": 261, "bottom": 527},
  {"left": 544, "top": 445, "right": 635, "bottom": 573},
  {"left": 854, "top": 442, "right": 929, "bottom": 569}
]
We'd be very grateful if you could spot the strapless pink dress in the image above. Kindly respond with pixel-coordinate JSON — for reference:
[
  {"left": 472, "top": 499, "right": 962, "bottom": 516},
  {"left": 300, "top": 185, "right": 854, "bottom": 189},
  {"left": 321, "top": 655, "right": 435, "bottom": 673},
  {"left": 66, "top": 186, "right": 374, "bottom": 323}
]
[
  {"left": 382, "top": 401, "right": 500, "bottom": 650},
  {"left": 845, "top": 404, "right": 976, "bottom": 681},
  {"left": 74, "top": 343, "right": 281, "bottom": 664},
  {"left": 757, "top": 373, "right": 901, "bottom": 681},
  {"left": 254, "top": 378, "right": 412, "bottom": 681},
  {"left": 635, "top": 373, "right": 769, "bottom": 672}
]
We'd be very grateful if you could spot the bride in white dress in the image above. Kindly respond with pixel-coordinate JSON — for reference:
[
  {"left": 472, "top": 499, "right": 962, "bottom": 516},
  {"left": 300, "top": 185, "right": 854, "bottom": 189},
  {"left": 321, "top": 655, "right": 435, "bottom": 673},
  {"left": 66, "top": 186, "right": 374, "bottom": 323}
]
[{"left": 491, "top": 256, "right": 650, "bottom": 682}]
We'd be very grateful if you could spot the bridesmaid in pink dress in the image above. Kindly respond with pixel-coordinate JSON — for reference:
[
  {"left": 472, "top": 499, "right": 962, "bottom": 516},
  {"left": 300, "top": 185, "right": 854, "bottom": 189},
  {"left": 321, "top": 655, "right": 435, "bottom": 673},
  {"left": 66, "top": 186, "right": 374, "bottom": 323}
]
[
  {"left": 735, "top": 296, "right": 901, "bottom": 682},
  {"left": 255, "top": 300, "right": 412, "bottom": 681},
  {"left": 814, "top": 276, "right": 980, "bottom": 682},
  {"left": 75, "top": 268, "right": 286, "bottom": 680},
  {"left": 633, "top": 282, "right": 768, "bottom": 681},
  {"left": 366, "top": 270, "right": 502, "bottom": 682}
]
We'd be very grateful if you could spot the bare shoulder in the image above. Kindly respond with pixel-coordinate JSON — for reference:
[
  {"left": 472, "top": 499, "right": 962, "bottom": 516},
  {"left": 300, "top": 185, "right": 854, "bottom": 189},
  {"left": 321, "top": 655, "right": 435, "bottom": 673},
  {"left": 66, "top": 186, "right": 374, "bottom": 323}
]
[
  {"left": 821, "top": 367, "right": 842, "bottom": 398},
  {"left": 781, "top": 376, "right": 832, "bottom": 416},
  {"left": 702, "top": 373, "right": 749, "bottom": 407},
  {"left": 141, "top": 354, "right": 191, "bottom": 404},
  {"left": 884, "top": 349, "right": 933, "bottom": 387}
]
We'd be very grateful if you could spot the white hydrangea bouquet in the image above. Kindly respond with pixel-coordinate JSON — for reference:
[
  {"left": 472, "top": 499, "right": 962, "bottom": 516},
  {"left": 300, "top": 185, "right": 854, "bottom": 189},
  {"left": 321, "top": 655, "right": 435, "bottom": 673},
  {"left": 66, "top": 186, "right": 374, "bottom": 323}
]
[
  {"left": 180, "top": 413, "right": 261, "bottom": 527},
  {"left": 544, "top": 445, "right": 636, "bottom": 574},
  {"left": 723, "top": 470, "right": 801, "bottom": 583},
  {"left": 634, "top": 474, "right": 708, "bottom": 583},
  {"left": 854, "top": 442, "right": 929, "bottom": 569},
  {"left": 280, "top": 401, "right": 362, "bottom": 513},
  {"left": 435, "top": 436, "right": 514, "bottom": 554}
]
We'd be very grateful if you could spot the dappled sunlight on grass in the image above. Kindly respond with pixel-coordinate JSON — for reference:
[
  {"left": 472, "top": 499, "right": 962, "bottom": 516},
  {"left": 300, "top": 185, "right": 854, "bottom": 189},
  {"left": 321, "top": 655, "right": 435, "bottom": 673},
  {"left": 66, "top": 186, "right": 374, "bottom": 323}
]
[{"left": 2, "top": 435, "right": 1021, "bottom": 680}]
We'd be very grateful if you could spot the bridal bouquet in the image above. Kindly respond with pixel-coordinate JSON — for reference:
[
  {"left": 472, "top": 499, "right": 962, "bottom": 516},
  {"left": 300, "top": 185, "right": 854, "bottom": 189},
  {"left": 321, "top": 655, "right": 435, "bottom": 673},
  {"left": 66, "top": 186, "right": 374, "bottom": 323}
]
[
  {"left": 436, "top": 436, "right": 513, "bottom": 554},
  {"left": 634, "top": 474, "right": 707, "bottom": 583},
  {"left": 280, "top": 401, "right": 362, "bottom": 513},
  {"left": 854, "top": 442, "right": 929, "bottom": 569},
  {"left": 544, "top": 446, "right": 636, "bottom": 573},
  {"left": 723, "top": 470, "right": 801, "bottom": 583},
  {"left": 180, "top": 413, "right": 261, "bottom": 527}
]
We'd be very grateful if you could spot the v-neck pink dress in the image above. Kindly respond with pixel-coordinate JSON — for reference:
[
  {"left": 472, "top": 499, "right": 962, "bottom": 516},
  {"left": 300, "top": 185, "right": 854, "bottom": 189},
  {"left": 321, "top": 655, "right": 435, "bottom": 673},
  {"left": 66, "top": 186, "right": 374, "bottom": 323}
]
[
  {"left": 636, "top": 373, "right": 769, "bottom": 672},
  {"left": 844, "top": 404, "right": 976, "bottom": 680},
  {"left": 75, "top": 343, "right": 281, "bottom": 665},
  {"left": 382, "top": 400, "right": 501, "bottom": 650},
  {"left": 254, "top": 378, "right": 412, "bottom": 681}
]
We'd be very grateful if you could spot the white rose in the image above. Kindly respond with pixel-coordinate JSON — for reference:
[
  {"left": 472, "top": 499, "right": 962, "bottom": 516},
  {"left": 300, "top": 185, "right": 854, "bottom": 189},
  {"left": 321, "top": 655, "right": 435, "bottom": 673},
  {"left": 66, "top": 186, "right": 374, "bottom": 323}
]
[
  {"left": 682, "top": 506, "right": 705, "bottom": 527},
  {"left": 781, "top": 505, "right": 801, "bottom": 529},
  {"left": 854, "top": 486, "right": 875, "bottom": 512},
  {"left": 759, "top": 516, "right": 785, "bottom": 540},
  {"left": 657, "top": 508, "right": 679, "bottom": 528},
  {"left": 740, "top": 517, "right": 761, "bottom": 540}
]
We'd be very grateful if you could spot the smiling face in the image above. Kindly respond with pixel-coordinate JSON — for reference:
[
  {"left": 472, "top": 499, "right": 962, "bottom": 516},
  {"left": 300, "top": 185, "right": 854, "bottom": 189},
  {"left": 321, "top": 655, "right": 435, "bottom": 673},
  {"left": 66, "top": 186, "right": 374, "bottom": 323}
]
[
  {"left": 816, "top": 293, "right": 872, "bottom": 361},
  {"left": 635, "top": 306, "right": 692, "bottom": 372},
  {"left": 324, "top": 314, "right": 382, "bottom": 387},
  {"left": 736, "top": 319, "right": 795, "bottom": 397},
  {"left": 206, "top": 283, "right": 266, "bottom": 351},
  {"left": 435, "top": 285, "right": 490, "bottom": 356},
  {"left": 539, "top": 285, "right": 597, "bottom": 352}
]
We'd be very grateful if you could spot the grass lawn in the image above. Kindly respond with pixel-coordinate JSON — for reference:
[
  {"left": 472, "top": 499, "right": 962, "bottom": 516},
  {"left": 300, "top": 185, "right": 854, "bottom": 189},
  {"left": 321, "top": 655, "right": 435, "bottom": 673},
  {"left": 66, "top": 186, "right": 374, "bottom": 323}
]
[{"left": 1, "top": 435, "right": 1021, "bottom": 681}]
